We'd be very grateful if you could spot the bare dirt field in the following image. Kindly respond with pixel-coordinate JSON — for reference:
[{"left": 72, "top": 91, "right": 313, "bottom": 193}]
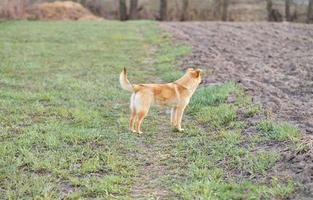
[
  {"left": 161, "top": 22, "right": 313, "bottom": 135},
  {"left": 161, "top": 22, "right": 313, "bottom": 198}
]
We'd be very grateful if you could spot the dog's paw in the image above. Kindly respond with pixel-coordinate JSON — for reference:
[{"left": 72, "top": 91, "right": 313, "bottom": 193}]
[{"left": 172, "top": 128, "right": 185, "bottom": 132}]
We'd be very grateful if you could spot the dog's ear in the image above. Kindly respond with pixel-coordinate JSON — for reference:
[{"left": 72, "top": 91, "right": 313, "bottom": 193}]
[{"left": 192, "top": 69, "right": 202, "bottom": 78}]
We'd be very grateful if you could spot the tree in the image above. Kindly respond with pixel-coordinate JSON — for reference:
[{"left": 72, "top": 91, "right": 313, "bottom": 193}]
[
  {"left": 221, "top": 0, "right": 229, "bottom": 21},
  {"left": 266, "top": 0, "right": 273, "bottom": 21},
  {"left": 266, "top": 0, "right": 282, "bottom": 22},
  {"left": 180, "top": 0, "right": 189, "bottom": 21},
  {"left": 212, "top": 0, "right": 221, "bottom": 20},
  {"left": 119, "top": 0, "right": 127, "bottom": 21},
  {"left": 129, "top": 0, "right": 138, "bottom": 19},
  {"left": 159, "top": 0, "right": 167, "bottom": 21},
  {"left": 285, "top": 0, "right": 291, "bottom": 21},
  {"left": 307, "top": 0, "right": 313, "bottom": 23}
]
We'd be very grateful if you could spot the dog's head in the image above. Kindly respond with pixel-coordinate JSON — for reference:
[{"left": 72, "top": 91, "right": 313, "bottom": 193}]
[{"left": 186, "top": 68, "right": 202, "bottom": 85}]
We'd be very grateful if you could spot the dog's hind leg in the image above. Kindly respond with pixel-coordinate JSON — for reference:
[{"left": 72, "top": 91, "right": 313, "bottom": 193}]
[
  {"left": 134, "top": 92, "right": 152, "bottom": 134},
  {"left": 136, "top": 110, "right": 148, "bottom": 134},
  {"left": 129, "top": 111, "right": 136, "bottom": 133},
  {"left": 129, "top": 93, "right": 136, "bottom": 133}
]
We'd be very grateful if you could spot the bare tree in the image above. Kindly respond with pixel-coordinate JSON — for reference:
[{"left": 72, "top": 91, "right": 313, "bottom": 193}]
[
  {"left": 221, "top": 0, "right": 229, "bottom": 21},
  {"left": 119, "top": 0, "right": 127, "bottom": 21},
  {"left": 266, "top": 0, "right": 282, "bottom": 21},
  {"left": 307, "top": 0, "right": 313, "bottom": 23},
  {"left": 212, "top": 0, "right": 221, "bottom": 20},
  {"left": 129, "top": 0, "right": 138, "bottom": 19},
  {"left": 266, "top": 0, "right": 273, "bottom": 21},
  {"left": 159, "top": 0, "right": 167, "bottom": 21},
  {"left": 285, "top": 0, "right": 291, "bottom": 21},
  {"left": 180, "top": 0, "right": 189, "bottom": 21}
]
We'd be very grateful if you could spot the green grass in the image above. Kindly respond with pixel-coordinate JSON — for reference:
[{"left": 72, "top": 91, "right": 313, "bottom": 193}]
[
  {"left": 195, "top": 104, "right": 237, "bottom": 129},
  {"left": 165, "top": 84, "right": 299, "bottom": 199},
  {"left": 0, "top": 20, "right": 303, "bottom": 199},
  {"left": 188, "top": 82, "right": 239, "bottom": 112},
  {"left": 257, "top": 120, "right": 301, "bottom": 142},
  {"left": 0, "top": 20, "right": 161, "bottom": 199}
]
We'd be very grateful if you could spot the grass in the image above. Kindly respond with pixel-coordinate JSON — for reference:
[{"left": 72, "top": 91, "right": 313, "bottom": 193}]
[
  {"left": 0, "top": 20, "right": 158, "bottom": 199},
  {"left": 169, "top": 85, "right": 297, "bottom": 199},
  {"left": 188, "top": 82, "right": 239, "bottom": 112},
  {"left": 195, "top": 104, "right": 237, "bottom": 129},
  {"left": 257, "top": 120, "right": 301, "bottom": 142},
  {"left": 0, "top": 20, "right": 303, "bottom": 199}
]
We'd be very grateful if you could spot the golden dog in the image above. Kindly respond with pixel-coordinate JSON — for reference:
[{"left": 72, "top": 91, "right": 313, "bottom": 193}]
[{"left": 119, "top": 68, "right": 202, "bottom": 134}]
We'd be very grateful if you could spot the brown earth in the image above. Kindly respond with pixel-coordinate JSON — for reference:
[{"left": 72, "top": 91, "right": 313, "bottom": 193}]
[
  {"left": 25, "top": 1, "right": 101, "bottom": 21},
  {"left": 161, "top": 22, "right": 313, "bottom": 135},
  {"left": 161, "top": 22, "right": 313, "bottom": 199}
]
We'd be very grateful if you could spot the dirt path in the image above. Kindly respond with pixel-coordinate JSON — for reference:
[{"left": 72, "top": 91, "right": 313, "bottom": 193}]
[
  {"left": 161, "top": 22, "right": 313, "bottom": 134},
  {"left": 129, "top": 28, "right": 175, "bottom": 198},
  {"left": 130, "top": 124, "right": 175, "bottom": 199}
]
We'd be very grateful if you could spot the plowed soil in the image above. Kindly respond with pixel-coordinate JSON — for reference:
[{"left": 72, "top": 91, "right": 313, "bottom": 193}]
[
  {"left": 161, "top": 22, "right": 313, "bottom": 134},
  {"left": 161, "top": 22, "right": 313, "bottom": 199}
]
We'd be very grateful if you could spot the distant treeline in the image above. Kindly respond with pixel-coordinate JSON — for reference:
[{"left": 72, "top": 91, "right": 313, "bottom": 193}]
[{"left": 1, "top": 0, "right": 313, "bottom": 23}]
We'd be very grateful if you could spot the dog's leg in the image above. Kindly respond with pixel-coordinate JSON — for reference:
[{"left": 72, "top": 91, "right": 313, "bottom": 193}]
[
  {"left": 134, "top": 92, "right": 151, "bottom": 134},
  {"left": 136, "top": 110, "right": 148, "bottom": 134},
  {"left": 129, "top": 93, "right": 137, "bottom": 133},
  {"left": 129, "top": 111, "right": 136, "bottom": 133},
  {"left": 176, "top": 104, "right": 187, "bottom": 132},
  {"left": 171, "top": 107, "right": 177, "bottom": 126}
]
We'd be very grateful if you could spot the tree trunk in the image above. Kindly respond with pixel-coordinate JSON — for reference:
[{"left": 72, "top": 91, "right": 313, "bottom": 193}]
[
  {"left": 285, "top": 0, "right": 291, "bottom": 21},
  {"left": 307, "top": 0, "right": 313, "bottom": 23},
  {"left": 119, "top": 0, "right": 127, "bottom": 21},
  {"left": 159, "top": 0, "right": 167, "bottom": 21},
  {"left": 180, "top": 0, "right": 189, "bottom": 21},
  {"left": 212, "top": 0, "right": 221, "bottom": 20},
  {"left": 129, "top": 0, "right": 138, "bottom": 19},
  {"left": 221, "top": 0, "right": 229, "bottom": 21},
  {"left": 266, "top": 0, "right": 273, "bottom": 21}
]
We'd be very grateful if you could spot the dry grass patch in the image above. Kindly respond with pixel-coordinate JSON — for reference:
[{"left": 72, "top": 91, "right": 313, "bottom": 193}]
[{"left": 25, "top": 1, "right": 101, "bottom": 21}]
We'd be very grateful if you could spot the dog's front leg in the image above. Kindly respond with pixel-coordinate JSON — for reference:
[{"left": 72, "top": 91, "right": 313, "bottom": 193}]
[
  {"left": 171, "top": 107, "right": 177, "bottom": 127},
  {"left": 176, "top": 104, "right": 187, "bottom": 132}
]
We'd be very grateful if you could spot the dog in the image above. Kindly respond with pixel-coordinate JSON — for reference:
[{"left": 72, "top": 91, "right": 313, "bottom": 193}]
[{"left": 119, "top": 67, "right": 202, "bottom": 134}]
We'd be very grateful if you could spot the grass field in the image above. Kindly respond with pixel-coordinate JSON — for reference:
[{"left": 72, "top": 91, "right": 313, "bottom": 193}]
[{"left": 0, "top": 21, "right": 303, "bottom": 199}]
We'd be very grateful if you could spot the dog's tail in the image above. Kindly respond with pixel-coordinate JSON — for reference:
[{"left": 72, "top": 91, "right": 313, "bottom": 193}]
[{"left": 119, "top": 68, "right": 134, "bottom": 92}]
